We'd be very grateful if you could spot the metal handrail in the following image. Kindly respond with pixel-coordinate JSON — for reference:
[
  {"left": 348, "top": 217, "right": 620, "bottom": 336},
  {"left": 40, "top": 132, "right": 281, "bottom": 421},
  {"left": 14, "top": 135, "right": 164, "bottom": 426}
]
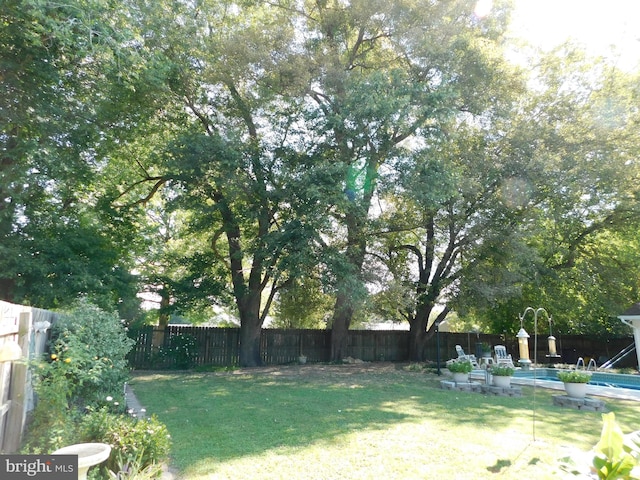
[{"left": 601, "top": 343, "right": 636, "bottom": 369}]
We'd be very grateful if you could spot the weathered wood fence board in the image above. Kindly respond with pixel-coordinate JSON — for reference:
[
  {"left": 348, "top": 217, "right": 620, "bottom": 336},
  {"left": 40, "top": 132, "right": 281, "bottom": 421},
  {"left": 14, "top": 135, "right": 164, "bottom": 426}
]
[
  {"left": 3, "top": 312, "right": 30, "bottom": 454},
  {"left": 262, "top": 329, "right": 331, "bottom": 364},
  {"left": 0, "top": 311, "right": 18, "bottom": 452},
  {"left": 0, "top": 301, "right": 57, "bottom": 453},
  {"left": 129, "top": 325, "right": 633, "bottom": 369},
  {"left": 127, "top": 325, "right": 636, "bottom": 370}
]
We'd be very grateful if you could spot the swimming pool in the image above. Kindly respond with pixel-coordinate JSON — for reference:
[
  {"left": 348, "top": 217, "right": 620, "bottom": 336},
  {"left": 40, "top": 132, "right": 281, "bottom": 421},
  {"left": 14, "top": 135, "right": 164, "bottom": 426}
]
[{"left": 513, "top": 368, "right": 640, "bottom": 391}]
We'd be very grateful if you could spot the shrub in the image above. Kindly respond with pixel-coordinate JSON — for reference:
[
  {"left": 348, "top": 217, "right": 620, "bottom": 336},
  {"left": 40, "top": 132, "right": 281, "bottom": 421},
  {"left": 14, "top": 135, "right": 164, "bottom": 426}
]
[
  {"left": 106, "top": 460, "right": 163, "bottom": 480},
  {"left": 21, "top": 372, "right": 78, "bottom": 454},
  {"left": 490, "top": 364, "right": 515, "bottom": 376},
  {"left": 23, "top": 300, "right": 135, "bottom": 454},
  {"left": 159, "top": 333, "right": 198, "bottom": 369},
  {"left": 45, "top": 299, "right": 135, "bottom": 408},
  {"left": 557, "top": 370, "right": 592, "bottom": 383},
  {"left": 592, "top": 412, "right": 640, "bottom": 479},
  {"left": 447, "top": 359, "right": 473, "bottom": 373},
  {"left": 560, "top": 412, "right": 640, "bottom": 478},
  {"left": 79, "top": 407, "right": 171, "bottom": 477}
]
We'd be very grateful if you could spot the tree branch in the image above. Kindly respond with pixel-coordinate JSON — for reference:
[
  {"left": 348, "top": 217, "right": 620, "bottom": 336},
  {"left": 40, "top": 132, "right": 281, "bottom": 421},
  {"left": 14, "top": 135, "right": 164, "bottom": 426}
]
[{"left": 112, "top": 176, "right": 167, "bottom": 207}]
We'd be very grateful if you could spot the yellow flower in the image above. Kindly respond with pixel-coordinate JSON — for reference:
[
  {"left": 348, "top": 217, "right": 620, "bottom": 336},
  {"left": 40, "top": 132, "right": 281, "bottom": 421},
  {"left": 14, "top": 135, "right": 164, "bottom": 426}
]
[
  {"left": 64, "top": 358, "right": 71, "bottom": 363},
  {"left": 50, "top": 354, "right": 58, "bottom": 360}
]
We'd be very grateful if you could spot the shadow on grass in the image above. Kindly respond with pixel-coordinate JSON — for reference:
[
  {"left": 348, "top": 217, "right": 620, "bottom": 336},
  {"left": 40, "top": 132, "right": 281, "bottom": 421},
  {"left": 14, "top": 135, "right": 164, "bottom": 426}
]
[
  {"left": 130, "top": 369, "right": 540, "bottom": 473},
  {"left": 487, "top": 459, "right": 511, "bottom": 473},
  {"left": 130, "top": 368, "right": 640, "bottom": 477}
]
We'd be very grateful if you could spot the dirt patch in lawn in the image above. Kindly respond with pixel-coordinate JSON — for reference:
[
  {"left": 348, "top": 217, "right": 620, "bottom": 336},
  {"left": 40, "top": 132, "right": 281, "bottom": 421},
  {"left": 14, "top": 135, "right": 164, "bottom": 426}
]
[
  {"left": 132, "top": 361, "right": 436, "bottom": 384},
  {"left": 229, "top": 361, "right": 407, "bottom": 378}
]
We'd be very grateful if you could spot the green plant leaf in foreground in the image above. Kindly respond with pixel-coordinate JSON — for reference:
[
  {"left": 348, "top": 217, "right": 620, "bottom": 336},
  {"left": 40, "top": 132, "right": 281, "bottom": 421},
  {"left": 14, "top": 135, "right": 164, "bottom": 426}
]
[{"left": 593, "top": 412, "right": 638, "bottom": 479}]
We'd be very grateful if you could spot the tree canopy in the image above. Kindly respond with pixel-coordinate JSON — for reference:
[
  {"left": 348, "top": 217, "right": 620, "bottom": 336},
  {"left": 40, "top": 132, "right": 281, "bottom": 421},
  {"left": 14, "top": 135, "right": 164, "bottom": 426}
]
[{"left": 2, "top": 0, "right": 639, "bottom": 365}]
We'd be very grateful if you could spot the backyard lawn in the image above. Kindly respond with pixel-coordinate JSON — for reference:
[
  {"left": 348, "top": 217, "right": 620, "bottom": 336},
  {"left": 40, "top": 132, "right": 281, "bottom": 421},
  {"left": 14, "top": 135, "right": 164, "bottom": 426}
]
[{"left": 129, "top": 363, "right": 640, "bottom": 479}]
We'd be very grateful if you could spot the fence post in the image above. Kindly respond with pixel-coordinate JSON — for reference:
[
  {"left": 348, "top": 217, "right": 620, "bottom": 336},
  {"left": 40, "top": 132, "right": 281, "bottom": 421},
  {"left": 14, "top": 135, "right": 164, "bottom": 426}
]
[{"left": 2, "top": 311, "right": 31, "bottom": 453}]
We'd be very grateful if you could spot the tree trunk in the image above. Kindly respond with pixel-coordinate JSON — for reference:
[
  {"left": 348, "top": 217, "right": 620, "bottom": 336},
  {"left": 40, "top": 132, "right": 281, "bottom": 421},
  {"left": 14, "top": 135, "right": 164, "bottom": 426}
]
[
  {"left": 330, "top": 291, "right": 354, "bottom": 361},
  {"left": 328, "top": 156, "right": 374, "bottom": 362},
  {"left": 329, "top": 208, "right": 366, "bottom": 362},
  {"left": 409, "top": 314, "right": 429, "bottom": 361},
  {"left": 0, "top": 278, "right": 15, "bottom": 303},
  {"left": 235, "top": 291, "right": 264, "bottom": 367},
  {"left": 151, "top": 290, "right": 171, "bottom": 350},
  {"left": 406, "top": 312, "right": 429, "bottom": 361},
  {"left": 222, "top": 204, "right": 267, "bottom": 367},
  {"left": 158, "top": 287, "right": 171, "bottom": 329},
  {"left": 239, "top": 319, "right": 262, "bottom": 367},
  {"left": 408, "top": 302, "right": 447, "bottom": 361}
]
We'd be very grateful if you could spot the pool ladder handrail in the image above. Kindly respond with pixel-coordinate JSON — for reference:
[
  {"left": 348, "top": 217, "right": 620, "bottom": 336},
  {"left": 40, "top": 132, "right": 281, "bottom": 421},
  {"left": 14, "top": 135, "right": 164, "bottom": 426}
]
[
  {"left": 601, "top": 343, "right": 636, "bottom": 369},
  {"left": 575, "top": 357, "right": 598, "bottom": 371}
]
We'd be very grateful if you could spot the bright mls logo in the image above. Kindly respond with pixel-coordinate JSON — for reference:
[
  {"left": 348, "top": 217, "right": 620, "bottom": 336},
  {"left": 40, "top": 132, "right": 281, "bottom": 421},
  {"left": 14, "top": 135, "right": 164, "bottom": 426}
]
[{"left": 1, "top": 455, "right": 77, "bottom": 479}]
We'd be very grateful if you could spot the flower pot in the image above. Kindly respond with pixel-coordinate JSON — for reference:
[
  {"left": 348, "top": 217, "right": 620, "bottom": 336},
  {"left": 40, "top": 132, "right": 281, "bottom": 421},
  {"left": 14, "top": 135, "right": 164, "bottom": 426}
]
[
  {"left": 563, "top": 382, "right": 587, "bottom": 399},
  {"left": 492, "top": 375, "right": 511, "bottom": 388},
  {"left": 298, "top": 355, "right": 307, "bottom": 365},
  {"left": 452, "top": 372, "right": 469, "bottom": 383}
]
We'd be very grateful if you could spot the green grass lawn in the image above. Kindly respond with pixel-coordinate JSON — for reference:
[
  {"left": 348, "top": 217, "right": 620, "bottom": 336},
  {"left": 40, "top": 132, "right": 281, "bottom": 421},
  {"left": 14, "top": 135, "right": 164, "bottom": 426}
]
[{"left": 129, "top": 364, "right": 640, "bottom": 479}]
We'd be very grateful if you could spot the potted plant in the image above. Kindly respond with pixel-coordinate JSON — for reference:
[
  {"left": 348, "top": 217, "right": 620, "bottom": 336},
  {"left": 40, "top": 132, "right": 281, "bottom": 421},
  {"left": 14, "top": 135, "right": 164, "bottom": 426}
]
[
  {"left": 447, "top": 359, "right": 473, "bottom": 383},
  {"left": 557, "top": 369, "right": 591, "bottom": 399},
  {"left": 481, "top": 342, "right": 492, "bottom": 358},
  {"left": 490, "top": 364, "right": 515, "bottom": 388}
]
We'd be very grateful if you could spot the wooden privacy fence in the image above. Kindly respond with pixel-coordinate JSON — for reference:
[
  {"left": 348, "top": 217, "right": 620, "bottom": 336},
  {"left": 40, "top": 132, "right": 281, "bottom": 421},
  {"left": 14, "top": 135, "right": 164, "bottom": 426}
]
[
  {"left": 127, "top": 325, "right": 636, "bottom": 370},
  {"left": 127, "top": 326, "right": 412, "bottom": 368},
  {"left": 0, "top": 301, "right": 56, "bottom": 453}
]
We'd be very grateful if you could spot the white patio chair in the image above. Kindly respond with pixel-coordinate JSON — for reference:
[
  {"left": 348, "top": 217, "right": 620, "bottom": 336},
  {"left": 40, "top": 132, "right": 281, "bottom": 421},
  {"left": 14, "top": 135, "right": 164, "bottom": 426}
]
[
  {"left": 494, "top": 345, "right": 515, "bottom": 368},
  {"left": 452, "top": 344, "right": 479, "bottom": 368}
]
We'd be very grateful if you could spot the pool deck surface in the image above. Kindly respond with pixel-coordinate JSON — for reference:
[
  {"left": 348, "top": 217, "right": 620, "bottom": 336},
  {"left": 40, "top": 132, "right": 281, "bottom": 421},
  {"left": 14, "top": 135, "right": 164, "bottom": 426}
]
[{"left": 470, "top": 371, "right": 640, "bottom": 401}]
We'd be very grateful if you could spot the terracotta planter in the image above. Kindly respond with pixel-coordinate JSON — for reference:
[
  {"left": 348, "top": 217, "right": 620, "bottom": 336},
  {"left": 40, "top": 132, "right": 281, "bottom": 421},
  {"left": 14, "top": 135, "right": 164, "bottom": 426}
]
[
  {"left": 563, "top": 382, "right": 587, "bottom": 399},
  {"left": 452, "top": 372, "right": 469, "bottom": 383},
  {"left": 492, "top": 375, "right": 511, "bottom": 388}
]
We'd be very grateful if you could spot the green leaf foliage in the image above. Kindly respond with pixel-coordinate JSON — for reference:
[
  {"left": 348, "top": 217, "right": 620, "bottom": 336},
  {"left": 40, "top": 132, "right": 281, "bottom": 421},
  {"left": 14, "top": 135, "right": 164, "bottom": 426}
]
[
  {"left": 45, "top": 299, "right": 135, "bottom": 407},
  {"left": 592, "top": 412, "right": 639, "bottom": 479}
]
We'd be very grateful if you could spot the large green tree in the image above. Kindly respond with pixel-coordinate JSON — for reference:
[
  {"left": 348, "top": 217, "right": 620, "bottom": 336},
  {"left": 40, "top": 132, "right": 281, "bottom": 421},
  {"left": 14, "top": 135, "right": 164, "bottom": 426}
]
[
  {"left": 371, "top": 44, "right": 640, "bottom": 358},
  {"left": 112, "top": 0, "right": 523, "bottom": 363},
  {"left": 110, "top": 0, "right": 338, "bottom": 365},
  {"left": 140, "top": 0, "right": 517, "bottom": 364},
  {"left": 12, "top": 0, "right": 639, "bottom": 366},
  {"left": 488, "top": 49, "right": 640, "bottom": 337},
  {"left": 454, "top": 48, "right": 640, "bottom": 339},
  {"left": 289, "top": 0, "right": 517, "bottom": 360},
  {"left": 374, "top": 110, "right": 536, "bottom": 360},
  {"left": 0, "top": 0, "right": 144, "bottom": 314}
]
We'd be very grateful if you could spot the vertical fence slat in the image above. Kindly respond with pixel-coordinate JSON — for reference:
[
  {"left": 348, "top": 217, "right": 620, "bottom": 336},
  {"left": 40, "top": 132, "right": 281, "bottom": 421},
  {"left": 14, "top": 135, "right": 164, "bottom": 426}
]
[
  {"left": 0, "top": 303, "right": 22, "bottom": 453},
  {"left": 125, "top": 326, "right": 635, "bottom": 370},
  {"left": 2, "top": 311, "right": 31, "bottom": 453}
]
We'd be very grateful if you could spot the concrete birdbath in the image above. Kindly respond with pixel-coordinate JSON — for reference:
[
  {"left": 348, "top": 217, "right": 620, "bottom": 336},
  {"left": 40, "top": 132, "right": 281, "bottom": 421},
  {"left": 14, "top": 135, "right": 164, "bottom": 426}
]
[{"left": 53, "top": 443, "right": 111, "bottom": 480}]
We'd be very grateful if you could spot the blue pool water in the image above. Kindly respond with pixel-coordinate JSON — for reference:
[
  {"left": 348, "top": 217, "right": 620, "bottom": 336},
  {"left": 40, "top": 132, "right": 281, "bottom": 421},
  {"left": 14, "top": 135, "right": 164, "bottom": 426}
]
[
  {"left": 588, "top": 381, "right": 640, "bottom": 390},
  {"left": 513, "top": 369, "right": 640, "bottom": 391}
]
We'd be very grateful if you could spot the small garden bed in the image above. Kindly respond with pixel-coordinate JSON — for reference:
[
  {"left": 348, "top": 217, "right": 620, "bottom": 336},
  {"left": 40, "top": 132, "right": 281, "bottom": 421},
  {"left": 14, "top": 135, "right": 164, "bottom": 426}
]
[{"left": 21, "top": 300, "right": 170, "bottom": 479}]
